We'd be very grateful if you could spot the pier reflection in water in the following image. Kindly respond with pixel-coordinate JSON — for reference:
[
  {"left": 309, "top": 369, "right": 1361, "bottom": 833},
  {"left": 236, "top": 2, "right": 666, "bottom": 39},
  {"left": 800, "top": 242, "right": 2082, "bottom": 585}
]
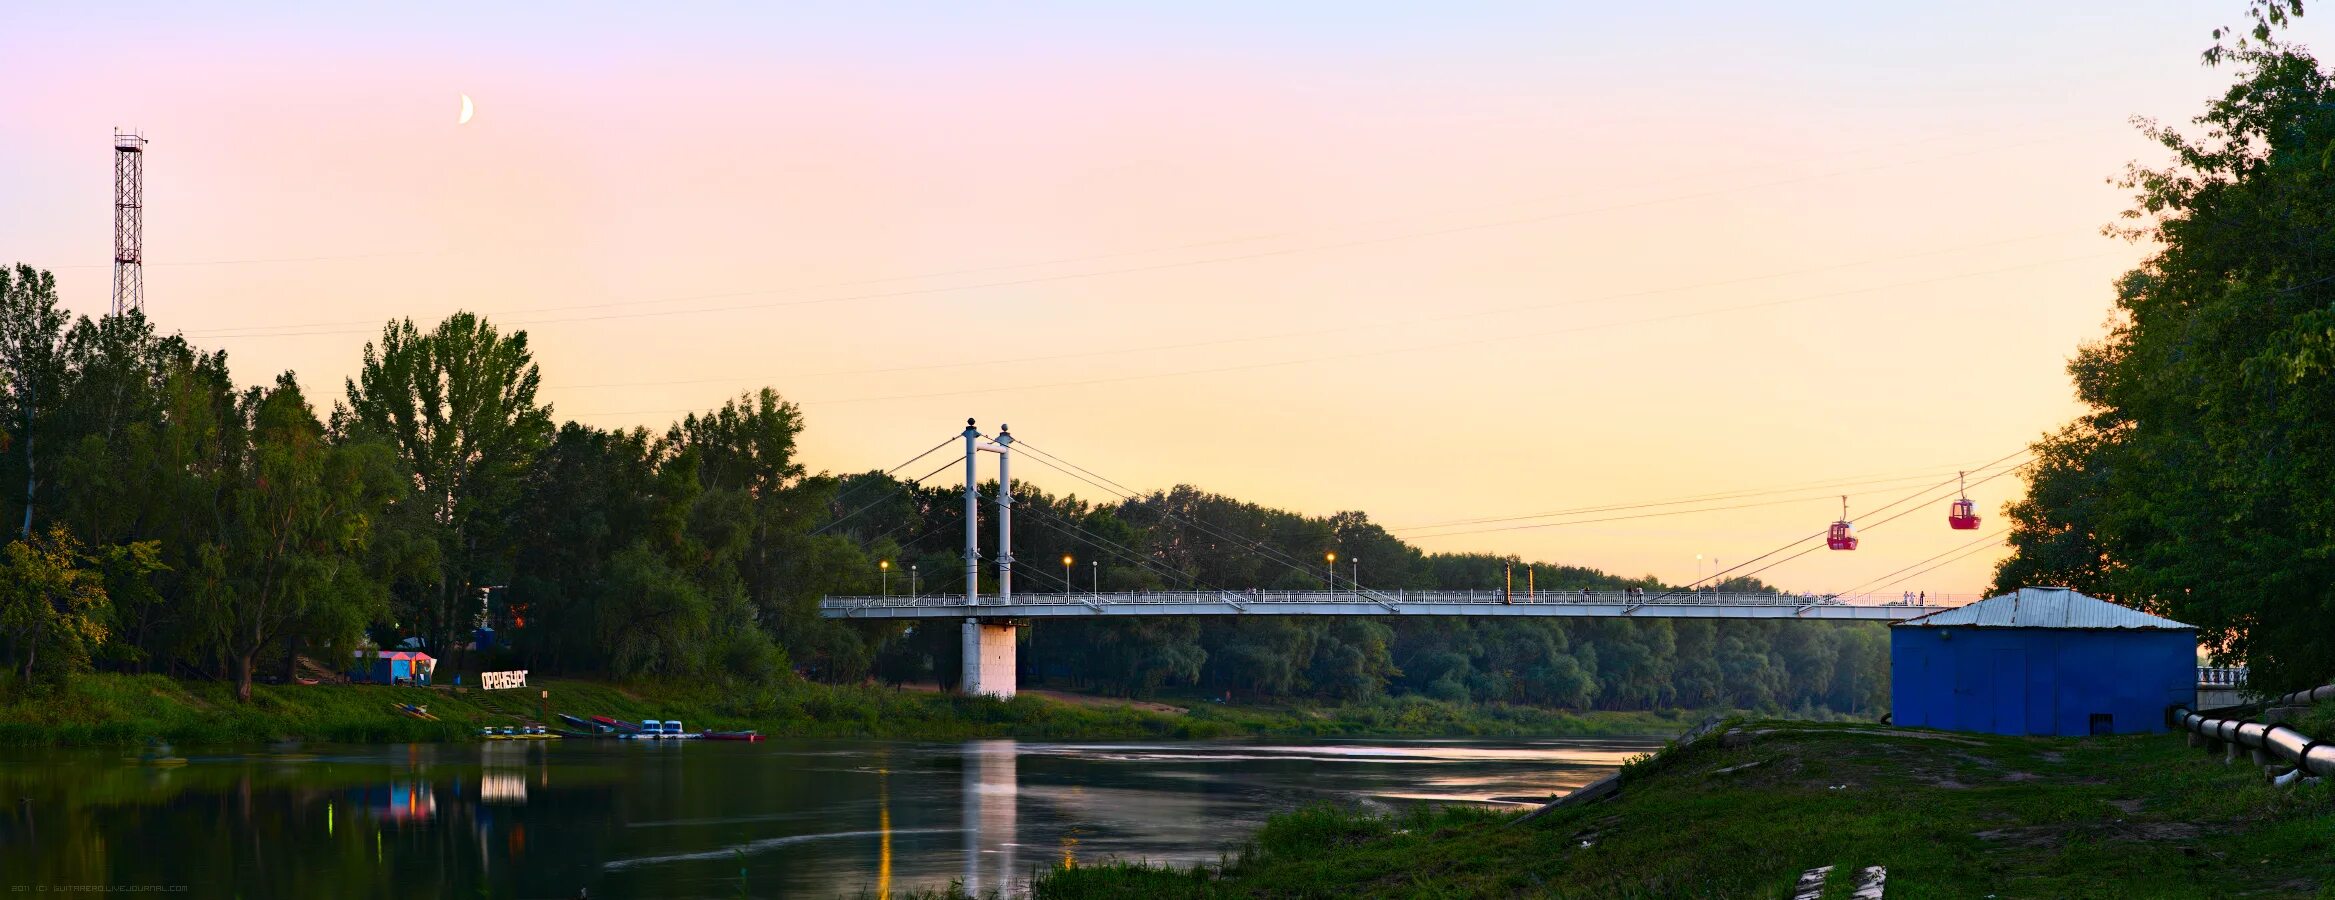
[{"left": 0, "top": 735, "right": 1657, "bottom": 898}]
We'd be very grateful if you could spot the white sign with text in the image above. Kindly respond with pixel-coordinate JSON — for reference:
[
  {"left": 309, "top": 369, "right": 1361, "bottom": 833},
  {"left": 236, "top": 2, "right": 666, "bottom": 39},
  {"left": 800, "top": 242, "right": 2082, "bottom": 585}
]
[{"left": 481, "top": 670, "right": 528, "bottom": 691}]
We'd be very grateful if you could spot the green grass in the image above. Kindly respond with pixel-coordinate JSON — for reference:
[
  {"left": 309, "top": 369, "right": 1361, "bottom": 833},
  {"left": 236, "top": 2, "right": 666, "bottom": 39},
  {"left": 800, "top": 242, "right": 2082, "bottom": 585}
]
[
  {"left": 1034, "top": 720, "right": 2335, "bottom": 899},
  {"left": 0, "top": 673, "right": 1711, "bottom": 747}
]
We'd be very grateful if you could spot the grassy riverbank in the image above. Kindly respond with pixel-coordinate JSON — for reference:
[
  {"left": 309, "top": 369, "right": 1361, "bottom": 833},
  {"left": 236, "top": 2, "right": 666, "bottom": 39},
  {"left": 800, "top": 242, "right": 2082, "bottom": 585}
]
[
  {"left": 1028, "top": 719, "right": 2335, "bottom": 899},
  {"left": 0, "top": 673, "right": 1712, "bottom": 747}
]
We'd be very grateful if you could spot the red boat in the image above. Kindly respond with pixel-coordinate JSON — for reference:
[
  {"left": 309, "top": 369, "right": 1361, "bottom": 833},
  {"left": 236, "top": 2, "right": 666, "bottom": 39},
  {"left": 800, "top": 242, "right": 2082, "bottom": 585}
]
[{"left": 591, "top": 715, "right": 643, "bottom": 734}]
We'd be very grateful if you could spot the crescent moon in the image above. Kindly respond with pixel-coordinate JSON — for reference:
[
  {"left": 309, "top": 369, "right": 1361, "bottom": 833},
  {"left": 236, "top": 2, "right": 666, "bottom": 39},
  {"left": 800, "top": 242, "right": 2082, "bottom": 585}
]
[{"left": 458, "top": 94, "right": 475, "bottom": 125}]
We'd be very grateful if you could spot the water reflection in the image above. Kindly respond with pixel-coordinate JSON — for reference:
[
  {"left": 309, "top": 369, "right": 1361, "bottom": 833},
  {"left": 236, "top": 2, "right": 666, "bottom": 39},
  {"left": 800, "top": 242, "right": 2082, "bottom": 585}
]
[
  {"left": 962, "top": 739, "right": 1017, "bottom": 894},
  {"left": 0, "top": 734, "right": 1658, "bottom": 897}
]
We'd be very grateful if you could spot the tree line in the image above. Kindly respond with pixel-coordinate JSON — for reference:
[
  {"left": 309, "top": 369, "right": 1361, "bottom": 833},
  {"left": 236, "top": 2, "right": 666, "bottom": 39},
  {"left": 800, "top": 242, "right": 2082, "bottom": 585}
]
[
  {"left": 0, "top": 266, "right": 1887, "bottom": 714},
  {"left": 1992, "top": 1, "right": 2334, "bottom": 693}
]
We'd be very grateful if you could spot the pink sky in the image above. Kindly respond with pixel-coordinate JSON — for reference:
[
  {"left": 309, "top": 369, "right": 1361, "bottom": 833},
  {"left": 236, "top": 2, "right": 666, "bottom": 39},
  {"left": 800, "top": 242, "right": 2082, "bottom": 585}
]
[{"left": 4, "top": 2, "right": 2316, "bottom": 594}]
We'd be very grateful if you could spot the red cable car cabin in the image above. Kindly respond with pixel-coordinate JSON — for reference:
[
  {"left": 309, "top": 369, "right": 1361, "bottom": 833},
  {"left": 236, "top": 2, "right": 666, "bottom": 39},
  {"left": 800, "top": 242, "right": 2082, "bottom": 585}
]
[
  {"left": 1947, "top": 471, "right": 1981, "bottom": 530},
  {"left": 1827, "top": 496, "right": 1858, "bottom": 550}
]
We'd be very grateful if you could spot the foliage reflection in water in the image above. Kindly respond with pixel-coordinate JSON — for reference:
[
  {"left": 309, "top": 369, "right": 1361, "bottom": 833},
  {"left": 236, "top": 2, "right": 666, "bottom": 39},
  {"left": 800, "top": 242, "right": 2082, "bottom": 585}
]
[{"left": 0, "top": 735, "right": 1658, "bottom": 898}]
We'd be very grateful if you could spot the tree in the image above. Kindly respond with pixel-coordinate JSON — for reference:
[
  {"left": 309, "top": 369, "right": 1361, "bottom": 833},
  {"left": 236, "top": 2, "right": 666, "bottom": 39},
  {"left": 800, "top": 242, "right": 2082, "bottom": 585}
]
[
  {"left": 0, "top": 526, "right": 149, "bottom": 685},
  {"left": 194, "top": 375, "right": 398, "bottom": 701},
  {"left": 339, "top": 313, "right": 553, "bottom": 657},
  {"left": 0, "top": 265, "right": 68, "bottom": 539},
  {"left": 1993, "top": 4, "right": 2335, "bottom": 689}
]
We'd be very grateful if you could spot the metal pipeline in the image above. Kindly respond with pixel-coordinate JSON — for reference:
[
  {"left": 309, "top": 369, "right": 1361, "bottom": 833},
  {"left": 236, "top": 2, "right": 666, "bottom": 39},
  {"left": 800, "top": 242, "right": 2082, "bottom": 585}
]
[
  {"left": 2167, "top": 705, "right": 2335, "bottom": 780},
  {"left": 2269, "top": 684, "right": 2335, "bottom": 707}
]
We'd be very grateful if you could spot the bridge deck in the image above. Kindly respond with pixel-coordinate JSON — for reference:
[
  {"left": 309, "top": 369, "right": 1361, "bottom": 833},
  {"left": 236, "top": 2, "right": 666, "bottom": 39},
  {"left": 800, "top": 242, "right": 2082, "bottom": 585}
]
[{"left": 819, "top": 590, "right": 1949, "bottom": 621}]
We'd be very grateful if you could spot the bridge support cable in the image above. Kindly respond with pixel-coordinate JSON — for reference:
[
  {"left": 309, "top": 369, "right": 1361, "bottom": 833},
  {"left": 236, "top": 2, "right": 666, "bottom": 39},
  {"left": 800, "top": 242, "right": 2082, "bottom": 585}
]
[
  {"left": 806, "top": 434, "right": 963, "bottom": 533},
  {"left": 1650, "top": 449, "right": 2030, "bottom": 602},
  {"left": 1012, "top": 558, "right": 1107, "bottom": 610},
  {"left": 811, "top": 449, "right": 972, "bottom": 538},
  {"left": 1013, "top": 439, "right": 1353, "bottom": 592},
  {"left": 1017, "top": 503, "right": 1209, "bottom": 593}
]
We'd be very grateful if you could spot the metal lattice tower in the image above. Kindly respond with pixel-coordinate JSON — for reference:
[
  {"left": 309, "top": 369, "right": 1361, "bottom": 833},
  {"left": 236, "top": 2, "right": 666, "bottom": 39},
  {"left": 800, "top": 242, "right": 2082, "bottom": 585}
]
[{"left": 112, "top": 129, "right": 147, "bottom": 316}]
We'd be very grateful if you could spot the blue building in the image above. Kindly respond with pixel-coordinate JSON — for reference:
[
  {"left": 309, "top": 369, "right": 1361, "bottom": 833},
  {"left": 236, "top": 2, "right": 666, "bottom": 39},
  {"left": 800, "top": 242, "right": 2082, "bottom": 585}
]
[{"left": 1891, "top": 587, "right": 2194, "bottom": 736}]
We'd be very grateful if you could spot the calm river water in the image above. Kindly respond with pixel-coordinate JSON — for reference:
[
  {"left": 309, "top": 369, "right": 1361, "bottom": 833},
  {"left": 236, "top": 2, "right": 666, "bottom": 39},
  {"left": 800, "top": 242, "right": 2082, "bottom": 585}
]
[{"left": 0, "top": 735, "right": 1660, "bottom": 898}]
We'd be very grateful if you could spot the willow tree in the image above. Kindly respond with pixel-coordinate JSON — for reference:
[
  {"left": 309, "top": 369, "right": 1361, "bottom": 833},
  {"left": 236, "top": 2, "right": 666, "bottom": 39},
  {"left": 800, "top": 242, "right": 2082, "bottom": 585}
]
[{"left": 339, "top": 313, "right": 552, "bottom": 657}]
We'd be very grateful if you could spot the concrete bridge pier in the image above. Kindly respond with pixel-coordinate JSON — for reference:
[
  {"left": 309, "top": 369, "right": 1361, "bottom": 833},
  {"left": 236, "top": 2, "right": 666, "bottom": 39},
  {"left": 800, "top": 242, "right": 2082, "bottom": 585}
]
[{"left": 962, "top": 618, "right": 1019, "bottom": 699}]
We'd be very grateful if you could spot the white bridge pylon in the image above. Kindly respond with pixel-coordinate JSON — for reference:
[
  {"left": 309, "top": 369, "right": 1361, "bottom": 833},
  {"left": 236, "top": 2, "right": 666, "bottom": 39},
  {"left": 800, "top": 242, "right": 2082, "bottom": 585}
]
[{"left": 958, "top": 419, "right": 1020, "bottom": 699}]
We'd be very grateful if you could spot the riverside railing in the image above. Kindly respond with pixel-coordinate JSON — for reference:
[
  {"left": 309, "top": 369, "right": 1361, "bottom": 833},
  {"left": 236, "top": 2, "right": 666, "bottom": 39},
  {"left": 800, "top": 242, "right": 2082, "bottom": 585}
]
[{"left": 2197, "top": 666, "right": 2249, "bottom": 687}]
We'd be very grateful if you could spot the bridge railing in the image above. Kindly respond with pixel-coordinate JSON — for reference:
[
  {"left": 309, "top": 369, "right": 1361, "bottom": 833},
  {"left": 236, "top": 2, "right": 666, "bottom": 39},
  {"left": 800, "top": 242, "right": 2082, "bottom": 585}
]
[
  {"left": 819, "top": 590, "right": 1970, "bottom": 611},
  {"left": 2198, "top": 666, "right": 2249, "bottom": 687}
]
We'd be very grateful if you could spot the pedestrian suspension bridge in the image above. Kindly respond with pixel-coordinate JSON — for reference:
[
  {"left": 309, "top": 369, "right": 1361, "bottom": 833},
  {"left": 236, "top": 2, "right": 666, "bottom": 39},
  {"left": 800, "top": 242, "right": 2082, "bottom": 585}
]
[{"left": 819, "top": 420, "right": 1968, "bottom": 698}]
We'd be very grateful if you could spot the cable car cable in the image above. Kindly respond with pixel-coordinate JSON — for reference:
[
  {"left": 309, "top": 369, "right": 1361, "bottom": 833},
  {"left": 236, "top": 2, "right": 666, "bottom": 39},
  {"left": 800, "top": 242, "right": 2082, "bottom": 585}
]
[{"left": 1649, "top": 449, "right": 2030, "bottom": 600}]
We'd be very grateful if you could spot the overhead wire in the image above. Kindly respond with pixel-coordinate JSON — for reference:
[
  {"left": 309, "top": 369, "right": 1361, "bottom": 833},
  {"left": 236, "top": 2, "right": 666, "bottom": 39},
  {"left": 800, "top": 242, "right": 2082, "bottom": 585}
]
[
  {"left": 187, "top": 129, "right": 2100, "bottom": 341},
  {"left": 1017, "top": 504, "right": 1207, "bottom": 591},
  {"left": 562, "top": 249, "right": 2116, "bottom": 418},
  {"left": 1869, "top": 533, "right": 2015, "bottom": 593},
  {"left": 1648, "top": 448, "right": 2031, "bottom": 600},
  {"left": 1720, "top": 460, "right": 2033, "bottom": 591},
  {"left": 803, "top": 433, "right": 963, "bottom": 537},
  {"left": 809, "top": 451, "right": 966, "bottom": 538},
  {"left": 1833, "top": 527, "right": 2012, "bottom": 598},
  {"left": 1400, "top": 487, "right": 1957, "bottom": 540},
  {"left": 1393, "top": 459, "right": 2026, "bottom": 532},
  {"left": 1012, "top": 440, "right": 1336, "bottom": 587},
  {"left": 541, "top": 231, "right": 2073, "bottom": 393}
]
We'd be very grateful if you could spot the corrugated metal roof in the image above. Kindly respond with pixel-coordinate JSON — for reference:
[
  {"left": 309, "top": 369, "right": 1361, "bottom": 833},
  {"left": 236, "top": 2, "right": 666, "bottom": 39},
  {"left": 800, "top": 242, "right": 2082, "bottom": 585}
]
[{"left": 1895, "top": 586, "right": 2191, "bottom": 630}]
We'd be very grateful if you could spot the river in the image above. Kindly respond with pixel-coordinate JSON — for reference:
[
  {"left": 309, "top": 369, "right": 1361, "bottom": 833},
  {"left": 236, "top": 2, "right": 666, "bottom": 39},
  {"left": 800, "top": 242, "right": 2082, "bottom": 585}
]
[{"left": 0, "top": 735, "right": 1661, "bottom": 898}]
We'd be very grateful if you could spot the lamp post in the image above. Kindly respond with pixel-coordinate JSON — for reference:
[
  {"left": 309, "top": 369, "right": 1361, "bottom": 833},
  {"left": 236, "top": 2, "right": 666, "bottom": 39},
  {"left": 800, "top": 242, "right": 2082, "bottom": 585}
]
[
  {"left": 1090, "top": 559, "right": 1098, "bottom": 593},
  {"left": 1351, "top": 558, "right": 1358, "bottom": 592},
  {"left": 880, "top": 559, "right": 890, "bottom": 597},
  {"left": 911, "top": 564, "right": 919, "bottom": 598},
  {"left": 1325, "top": 551, "right": 1338, "bottom": 590},
  {"left": 1063, "top": 554, "right": 1074, "bottom": 594}
]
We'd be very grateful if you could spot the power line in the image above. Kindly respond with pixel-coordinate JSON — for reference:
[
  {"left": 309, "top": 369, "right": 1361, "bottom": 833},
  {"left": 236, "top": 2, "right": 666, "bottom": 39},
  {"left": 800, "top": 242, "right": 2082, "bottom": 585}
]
[
  {"left": 1649, "top": 449, "right": 2030, "bottom": 599},
  {"left": 1395, "top": 465, "right": 1987, "bottom": 531},
  {"left": 1834, "top": 527, "right": 2011, "bottom": 597},
  {"left": 186, "top": 131, "right": 2099, "bottom": 340},
  {"left": 561, "top": 251, "right": 2115, "bottom": 420},
  {"left": 538, "top": 231, "right": 2074, "bottom": 393},
  {"left": 1870, "top": 532, "right": 2014, "bottom": 594},
  {"left": 1718, "top": 460, "right": 2032, "bottom": 590},
  {"left": 1401, "top": 485, "right": 1964, "bottom": 540}
]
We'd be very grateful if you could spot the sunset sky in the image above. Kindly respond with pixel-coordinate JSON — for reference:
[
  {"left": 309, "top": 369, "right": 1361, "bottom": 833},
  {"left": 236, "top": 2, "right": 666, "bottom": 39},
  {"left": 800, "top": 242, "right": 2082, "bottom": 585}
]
[{"left": 5, "top": 2, "right": 2319, "bottom": 595}]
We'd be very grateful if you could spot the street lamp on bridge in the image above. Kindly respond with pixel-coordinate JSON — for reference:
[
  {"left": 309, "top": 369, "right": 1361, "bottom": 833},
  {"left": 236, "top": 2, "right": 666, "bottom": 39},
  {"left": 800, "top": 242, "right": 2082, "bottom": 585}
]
[
  {"left": 1063, "top": 554, "right": 1074, "bottom": 594},
  {"left": 880, "top": 559, "right": 890, "bottom": 597},
  {"left": 1325, "top": 551, "right": 1337, "bottom": 589}
]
